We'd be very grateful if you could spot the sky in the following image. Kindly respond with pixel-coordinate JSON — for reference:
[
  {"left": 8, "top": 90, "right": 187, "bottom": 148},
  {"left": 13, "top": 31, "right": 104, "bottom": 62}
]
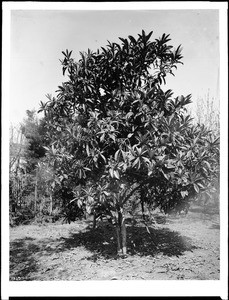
[{"left": 8, "top": 5, "right": 222, "bottom": 126}]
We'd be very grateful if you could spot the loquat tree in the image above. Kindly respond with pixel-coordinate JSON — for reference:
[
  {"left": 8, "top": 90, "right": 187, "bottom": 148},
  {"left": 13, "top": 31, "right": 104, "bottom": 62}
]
[{"left": 39, "top": 30, "right": 219, "bottom": 255}]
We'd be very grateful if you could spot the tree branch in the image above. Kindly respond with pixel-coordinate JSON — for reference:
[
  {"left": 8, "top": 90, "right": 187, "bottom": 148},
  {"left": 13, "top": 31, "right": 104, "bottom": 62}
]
[{"left": 122, "top": 177, "right": 151, "bottom": 205}]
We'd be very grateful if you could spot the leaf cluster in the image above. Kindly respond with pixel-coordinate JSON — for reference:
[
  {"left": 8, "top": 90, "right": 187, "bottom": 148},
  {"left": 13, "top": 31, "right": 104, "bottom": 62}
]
[{"left": 39, "top": 30, "right": 219, "bottom": 219}]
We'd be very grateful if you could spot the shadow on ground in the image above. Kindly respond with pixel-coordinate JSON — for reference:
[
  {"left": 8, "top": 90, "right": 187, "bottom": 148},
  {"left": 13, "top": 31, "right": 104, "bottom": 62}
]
[
  {"left": 10, "top": 237, "right": 39, "bottom": 280},
  {"left": 58, "top": 222, "right": 198, "bottom": 259},
  {"left": 10, "top": 221, "right": 199, "bottom": 280}
]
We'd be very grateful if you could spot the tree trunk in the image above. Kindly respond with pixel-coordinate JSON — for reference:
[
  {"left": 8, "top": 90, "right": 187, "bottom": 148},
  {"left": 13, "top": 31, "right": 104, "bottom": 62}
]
[
  {"left": 121, "top": 219, "right": 127, "bottom": 255},
  {"left": 140, "top": 189, "right": 146, "bottom": 220},
  {"left": 40, "top": 197, "right": 43, "bottom": 213},
  {"left": 116, "top": 226, "right": 121, "bottom": 253},
  {"left": 49, "top": 193, "right": 53, "bottom": 215},
  {"left": 115, "top": 208, "right": 127, "bottom": 255},
  {"left": 34, "top": 169, "right": 38, "bottom": 214},
  {"left": 141, "top": 198, "right": 145, "bottom": 220}
]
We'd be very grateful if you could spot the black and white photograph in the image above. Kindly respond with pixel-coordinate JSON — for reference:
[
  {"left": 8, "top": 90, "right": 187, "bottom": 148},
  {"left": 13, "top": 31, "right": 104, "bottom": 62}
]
[{"left": 2, "top": 1, "right": 228, "bottom": 298}]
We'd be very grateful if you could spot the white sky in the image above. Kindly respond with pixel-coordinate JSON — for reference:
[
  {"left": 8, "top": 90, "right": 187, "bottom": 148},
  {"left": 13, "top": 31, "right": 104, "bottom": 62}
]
[{"left": 8, "top": 6, "right": 221, "bottom": 126}]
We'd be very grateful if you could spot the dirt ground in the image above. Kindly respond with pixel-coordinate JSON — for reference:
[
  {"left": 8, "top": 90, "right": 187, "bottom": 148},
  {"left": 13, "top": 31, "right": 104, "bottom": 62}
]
[{"left": 10, "top": 204, "right": 220, "bottom": 281}]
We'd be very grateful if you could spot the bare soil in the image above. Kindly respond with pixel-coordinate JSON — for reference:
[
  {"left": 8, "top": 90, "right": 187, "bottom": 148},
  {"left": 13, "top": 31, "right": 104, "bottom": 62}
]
[{"left": 10, "top": 204, "right": 220, "bottom": 281}]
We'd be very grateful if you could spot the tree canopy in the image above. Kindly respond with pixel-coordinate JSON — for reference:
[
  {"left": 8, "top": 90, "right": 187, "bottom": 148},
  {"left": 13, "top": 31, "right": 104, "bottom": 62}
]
[{"left": 39, "top": 30, "right": 219, "bottom": 254}]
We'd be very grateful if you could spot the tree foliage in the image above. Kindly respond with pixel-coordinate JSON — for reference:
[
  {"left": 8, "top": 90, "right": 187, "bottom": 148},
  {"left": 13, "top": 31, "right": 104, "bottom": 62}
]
[
  {"left": 20, "top": 110, "right": 48, "bottom": 171},
  {"left": 9, "top": 111, "right": 52, "bottom": 225},
  {"left": 39, "top": 30, "right": 219, "bottom": 254}
]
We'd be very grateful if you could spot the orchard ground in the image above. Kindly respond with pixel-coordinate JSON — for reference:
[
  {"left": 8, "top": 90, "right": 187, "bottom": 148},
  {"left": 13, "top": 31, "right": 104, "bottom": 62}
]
[{"left": 10, "top": 202, "right": 219, "bottom": 281}]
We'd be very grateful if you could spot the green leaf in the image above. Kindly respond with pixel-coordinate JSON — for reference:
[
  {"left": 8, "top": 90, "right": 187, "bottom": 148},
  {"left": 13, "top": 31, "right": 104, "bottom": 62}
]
[
  {"left": 78, "top": 169, "right": 83, "bottom": 178},
  {"left": 114, "top": 149, "right": 120, "bottom": 161},
  {"left": 110, "top": 134, "right": 116, "bottom": 142},
  {"left": 43, "top": 146, "right": 50, "bottom": 152},
  {"left": 197, "top": 182, "right": 204, "bottom": 188},
  {"left": 194, "top": 183, "right": 199, "bottom": 193},
  {"left": 88, "top": 196, "right": 94, "bottom": 203},
  {"left": 143, "top": 157, "right": 150, "bottom": 164},
  {"left": 69, "top": 197, "right": 77, "bottom": 204},
  {"left": 86, "top": 205, "right": 92, "bottom": 214},
  {"left": 86, "top": 144, "right": 90, "bottom": 156},
  {"left": 203, "top": 160, "right": 211, "bottom": 169},
  {"left": 156, "top": 155, "right": 166, "bottom": 162},
  {"left": 165, "top": 161, "right": 175, "bottom": 169},
  {"left": 100, "top": 133, "right": 105, "bottom": 142},
  {"left": 148, "top": 170, "right": 153, "bottom": 176},
  {"left": 181, "top": 190, "right": 188, "bottom": 198},
  {"left": 128, "top": 35, "right": 137, "bottom": 44},
  {"left": 161, "top": 169, "right": 169, "bottom": 180},
  {"left": 77, "top": 199, "right": 82, "bottom": 207},
  {"left": 114, "top": 170, "right": 120, "bottom": 180},
  {"left": 84, "top": 167, "right": 91, "bottom": 171},
  {"left": 109, "top": 168, "right": 114, "bottom": 178},
  {"left": 132, "top": 157, "right": 140, "bottom": 168},
  {"left": 122, "top": 163, "right": 128, "bottom": 171},
  {"left": 99, "top": 153, "right": 106, "bottom": 163}
]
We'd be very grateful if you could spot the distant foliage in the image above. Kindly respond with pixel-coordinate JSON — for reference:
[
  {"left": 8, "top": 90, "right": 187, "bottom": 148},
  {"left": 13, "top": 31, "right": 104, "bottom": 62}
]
[
  {"left": 20, "top": 110, "right": 48, "bottom": 171},
  {"left": 194, "top": 91, "right": 219, "bottom": 137},
  {"left": 9, "top": 111, "right": 53, "bottom": 226},
  {"left": 187, "top": 91, "right": 220, "bottom": 208}
]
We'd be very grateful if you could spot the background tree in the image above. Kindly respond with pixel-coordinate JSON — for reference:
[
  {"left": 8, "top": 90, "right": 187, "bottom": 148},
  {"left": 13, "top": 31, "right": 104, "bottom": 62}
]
[
  {"left": 20, "top": 109, "right": 48, "bottom": 172},
  {"left": 188, "top": 91, "right": 220, "bottom": 208},
  {"left": 9, "top": 111, "right": 52, "bottom": 225},
  {"left": 9, "top": 124, "right": 27, "bottom": 215},
  {"left": 39, "top": 30, "right": 219, "bottom": 255}
]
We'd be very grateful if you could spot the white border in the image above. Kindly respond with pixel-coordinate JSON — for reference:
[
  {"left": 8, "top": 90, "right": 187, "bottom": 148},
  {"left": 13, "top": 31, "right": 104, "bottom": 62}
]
[
  {"left": 219, "top": 5, "right": 229, "bottom": 299},
  {"left": 2, "top": 3, "right": 11, "bottom": 300},
  {"left": 2, "top": 2, "right": 228, "bottom": 299},
  {"left": 2, "top": 1, "right": 229, "bottom": 10}
]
